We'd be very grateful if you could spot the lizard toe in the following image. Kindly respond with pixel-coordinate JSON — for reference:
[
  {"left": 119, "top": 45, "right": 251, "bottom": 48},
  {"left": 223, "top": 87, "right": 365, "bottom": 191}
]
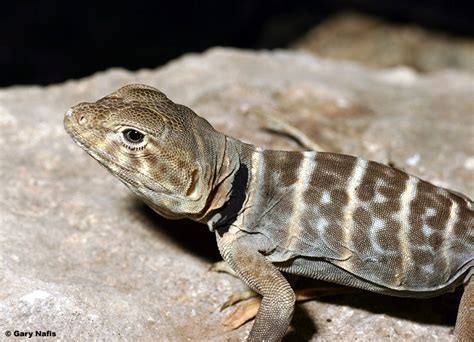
[
  {"left": 222, "top": 297, "right": 261, "bottom": 331},
  {"left": 209, "top": 260, "right": 237, "bottom": 277},
  {"left": 220, "top": 290, "right": 259, "bottom": 311}
]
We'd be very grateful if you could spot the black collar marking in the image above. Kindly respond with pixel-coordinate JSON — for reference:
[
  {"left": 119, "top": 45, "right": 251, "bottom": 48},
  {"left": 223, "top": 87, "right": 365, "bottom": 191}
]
[{"left": 215, "top": 163, "right": 249, "bottom": 237}]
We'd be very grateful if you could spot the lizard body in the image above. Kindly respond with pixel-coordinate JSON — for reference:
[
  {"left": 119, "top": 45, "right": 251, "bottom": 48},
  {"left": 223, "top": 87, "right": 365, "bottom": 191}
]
[{"left": 64, "top": 84, "right": 473, "bottom": 341}]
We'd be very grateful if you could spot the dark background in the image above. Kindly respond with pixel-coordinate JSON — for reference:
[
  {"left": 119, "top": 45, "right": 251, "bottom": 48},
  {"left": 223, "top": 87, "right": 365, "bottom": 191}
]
[{"left": 2, "top": 0, "right": 474, "bottom": 87}]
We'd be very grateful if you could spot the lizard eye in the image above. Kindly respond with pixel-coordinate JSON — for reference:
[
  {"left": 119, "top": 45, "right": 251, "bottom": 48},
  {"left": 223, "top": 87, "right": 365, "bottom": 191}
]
[
  {"left": 123, "top": 129, "right": 144, "bottom": 143},
  {"left": 120, "top": 128, "right": 148, "bottom": 150}
]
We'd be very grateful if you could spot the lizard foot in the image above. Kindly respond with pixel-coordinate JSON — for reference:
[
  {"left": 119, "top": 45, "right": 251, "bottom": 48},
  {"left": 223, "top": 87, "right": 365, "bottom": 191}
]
[
  {"left": 222, "top": 297, "right": 261, "bottom": 330},
  {"left": 221, "top": 285, "right": 358, "bottom": 330}
]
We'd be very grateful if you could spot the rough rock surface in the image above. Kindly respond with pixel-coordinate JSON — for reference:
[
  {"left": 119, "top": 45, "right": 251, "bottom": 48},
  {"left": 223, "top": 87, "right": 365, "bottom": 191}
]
[
  {"left": 1, "top": 48, "right": 473, "bottom": 341},
  {"left": 293, "top": 12, "right": 474, "bottom": 73}
]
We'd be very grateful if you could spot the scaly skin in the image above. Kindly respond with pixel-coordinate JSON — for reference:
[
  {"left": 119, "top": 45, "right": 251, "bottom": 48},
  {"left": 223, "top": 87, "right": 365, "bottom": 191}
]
[{"left": 64, "top": 84, "right": 473, "bottom": 341}]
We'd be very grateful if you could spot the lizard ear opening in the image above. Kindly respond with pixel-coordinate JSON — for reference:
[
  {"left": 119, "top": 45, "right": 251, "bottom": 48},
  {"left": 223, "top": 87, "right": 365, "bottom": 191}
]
[{"left": 186, "top": 169, "right": 201, "bottom": 199}]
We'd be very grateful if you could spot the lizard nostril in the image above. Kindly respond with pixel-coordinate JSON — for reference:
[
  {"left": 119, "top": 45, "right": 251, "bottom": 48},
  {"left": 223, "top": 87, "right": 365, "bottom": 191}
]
[{"left": 78, "top": 115, "right": 87, "bottom": 125}]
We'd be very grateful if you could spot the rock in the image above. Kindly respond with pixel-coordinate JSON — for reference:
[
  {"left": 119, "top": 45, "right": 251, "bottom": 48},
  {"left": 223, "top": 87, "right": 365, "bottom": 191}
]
[
  {"left": 1, "top": 47, "right": 472, "bottom": 341},
  {"left": 293, "top": 12, "right": 474, "bottom": 73}
]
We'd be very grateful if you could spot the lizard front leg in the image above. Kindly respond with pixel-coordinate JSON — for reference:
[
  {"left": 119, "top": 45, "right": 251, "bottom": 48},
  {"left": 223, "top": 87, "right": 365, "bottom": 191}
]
[{"left": 217, "top": 231, "right": 296, "bottom": 342}]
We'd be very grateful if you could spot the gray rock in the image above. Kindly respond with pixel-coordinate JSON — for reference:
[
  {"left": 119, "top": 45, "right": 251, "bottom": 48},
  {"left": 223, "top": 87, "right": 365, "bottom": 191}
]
[
  {"left": 293, "top": 12, "right": 474, "bottom": 73},
  {"left": 1, "top": 48, "right": 472, "bottom": 341}
]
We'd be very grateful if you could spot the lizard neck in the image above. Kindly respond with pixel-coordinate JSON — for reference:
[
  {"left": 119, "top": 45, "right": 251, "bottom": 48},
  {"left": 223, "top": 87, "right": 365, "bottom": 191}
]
[
  {"left": 199, "top": 136, "right": 250, "bottom": 228},
  {"left": 202, "top": 140, "right": 297, "bottom": 231}
]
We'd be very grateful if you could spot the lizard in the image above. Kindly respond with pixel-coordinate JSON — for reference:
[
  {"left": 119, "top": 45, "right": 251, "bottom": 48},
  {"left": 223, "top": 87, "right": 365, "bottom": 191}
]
[{"left": 64, "top": 84, "right": 473, "bottom": 341}]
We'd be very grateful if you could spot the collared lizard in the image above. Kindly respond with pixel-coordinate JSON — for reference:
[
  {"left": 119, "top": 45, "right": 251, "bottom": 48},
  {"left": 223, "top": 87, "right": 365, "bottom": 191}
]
[{"left": 64, "top": 84, "right": 473, "bottom": 341}]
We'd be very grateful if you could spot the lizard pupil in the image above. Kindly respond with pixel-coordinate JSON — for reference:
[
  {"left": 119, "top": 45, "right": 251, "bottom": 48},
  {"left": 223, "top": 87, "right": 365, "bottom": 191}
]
[{"left": 123, "top": 129, "right": 144, "bottom": 143}]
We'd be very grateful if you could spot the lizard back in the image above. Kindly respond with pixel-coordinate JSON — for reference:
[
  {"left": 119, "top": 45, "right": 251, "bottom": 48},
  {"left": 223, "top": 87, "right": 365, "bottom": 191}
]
[{"left": 238, "top": 148, "right": 473, "bottom": 294}]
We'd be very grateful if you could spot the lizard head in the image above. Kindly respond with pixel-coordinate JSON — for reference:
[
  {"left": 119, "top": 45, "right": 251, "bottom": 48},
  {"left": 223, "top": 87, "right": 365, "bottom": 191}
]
[{"left": 64, "top": 84, "right": 228, "bottom": 221}]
